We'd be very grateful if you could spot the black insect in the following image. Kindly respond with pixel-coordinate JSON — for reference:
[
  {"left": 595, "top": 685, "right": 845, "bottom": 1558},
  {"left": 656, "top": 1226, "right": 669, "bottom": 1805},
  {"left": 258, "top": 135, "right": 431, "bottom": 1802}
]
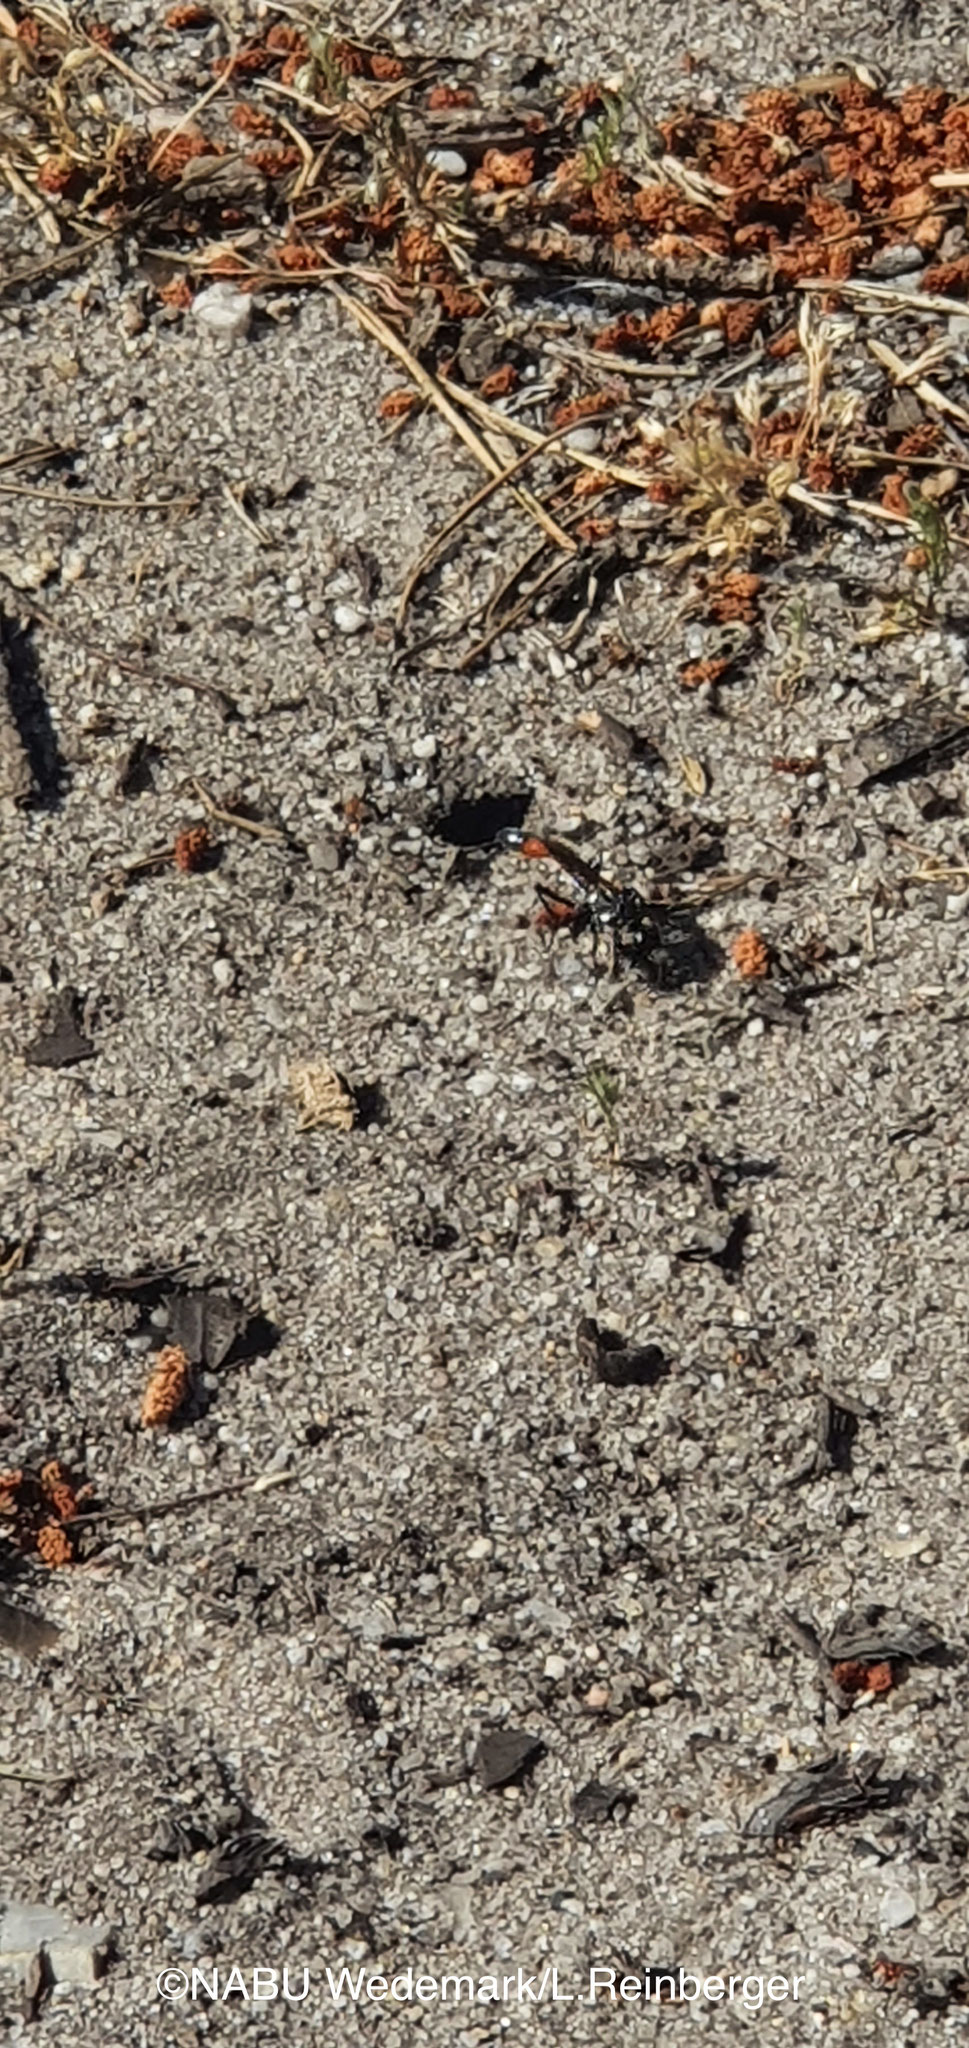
[{"left": 496, "top": 827, "right": 662, "bottom": 975}]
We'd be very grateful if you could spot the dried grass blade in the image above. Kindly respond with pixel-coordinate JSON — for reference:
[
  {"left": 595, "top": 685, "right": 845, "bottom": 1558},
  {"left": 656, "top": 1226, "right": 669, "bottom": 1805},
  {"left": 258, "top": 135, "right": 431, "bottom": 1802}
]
[{"left": 326, "top": 283, "right": 575, "bottom": 554}]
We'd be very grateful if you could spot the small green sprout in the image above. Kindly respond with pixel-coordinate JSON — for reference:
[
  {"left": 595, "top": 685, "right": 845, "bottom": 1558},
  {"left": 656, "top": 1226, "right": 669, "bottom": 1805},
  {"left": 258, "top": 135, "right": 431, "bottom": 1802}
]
[
  {"left": 904, "top": 483, "right": 950, "bottom": 592},
  {"left": 580, "top": 90, "right": 625, "bottom": 185},
  {"left": 583, "top": 1065, "right": 623, "bottom": 1132}
]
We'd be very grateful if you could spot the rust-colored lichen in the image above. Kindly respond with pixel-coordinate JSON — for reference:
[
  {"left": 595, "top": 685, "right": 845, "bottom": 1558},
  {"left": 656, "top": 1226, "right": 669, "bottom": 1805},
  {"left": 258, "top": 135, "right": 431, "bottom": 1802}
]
[
  {"left": 831, "top": 1658, "right": 895, "bottom": 1697},
  {"left": 731, "top": 928, "right": 770, "bottom": 979},
  {"left": 174, "top": 823, "right": 210, "bottom": 873},
  {"left": 141, "top": 1344, "right": 191, "bottom": 1428}
]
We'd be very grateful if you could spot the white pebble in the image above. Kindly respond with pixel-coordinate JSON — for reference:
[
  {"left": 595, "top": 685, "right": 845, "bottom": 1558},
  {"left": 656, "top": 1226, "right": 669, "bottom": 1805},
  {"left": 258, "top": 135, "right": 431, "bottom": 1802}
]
[
  {"left": 745, "top": 1016, "right": 766, "bottom": 1038},
  {"left": 879, "top": 1888, "right": 917, "bottom": 1932},
  {"left": 544, "top": 1654, "right": 567, "bottom": 1681},
  {"left": 563, "top": 425, "right": 601, "bottom": 453},
  {"left": 426, "top": 148, "right": 467, "bottom": 178},
  {"left": 192, "top": 282, "right": 252, "bottom": 344},
  {"left": 412, "top": 733, "right": 438, "bottom": 760},
  {"left": 466, "top": 1070, "right": 498, "bottom": 1098},
  {"left": 212, "top": 959, "right": 234, "bottom": 990},
  {"left": 333, "top": 602, "right": 368, "bottom": 635}
]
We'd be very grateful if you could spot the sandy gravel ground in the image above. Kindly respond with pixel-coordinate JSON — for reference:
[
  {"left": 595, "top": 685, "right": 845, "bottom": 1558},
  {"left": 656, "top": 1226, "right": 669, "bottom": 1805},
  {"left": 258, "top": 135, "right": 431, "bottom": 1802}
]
[{"left": 3, "top": 3, "right": 969, "bottom": 2043}]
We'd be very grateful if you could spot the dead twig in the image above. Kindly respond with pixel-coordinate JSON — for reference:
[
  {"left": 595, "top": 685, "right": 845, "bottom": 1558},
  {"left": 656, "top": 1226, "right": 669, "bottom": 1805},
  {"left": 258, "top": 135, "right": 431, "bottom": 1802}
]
[
  {"left": 442, "top": 376, "right": 656, "bottom": 491},
  {"left": 0, "top": 480, "right": 199, "bottom": 512},
  {"left": 1, "top": 591, "right": 236, "bottom": 715},
  {"left": 60, "top": 1467, "right": 296, "bottom": 1531},
  {"left": 190, "top": 777, "right": 288, "bottom": 842},
  {"left": 325, "top": 282, "right": 576, "bottom": 555},
  {"left": 398, "top": 408, "right": 626, "bottom": 625}
]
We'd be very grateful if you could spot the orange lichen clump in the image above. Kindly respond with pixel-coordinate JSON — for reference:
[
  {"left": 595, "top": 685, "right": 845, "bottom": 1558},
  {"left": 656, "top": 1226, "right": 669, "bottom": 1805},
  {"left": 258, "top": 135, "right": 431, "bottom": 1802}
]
[
  {"left": 40, "top": 1461, "right": 81, "bottom": 1522},
  {"left": 426, "top": 84, "right": 476, "bottom": 110},
  {"left": 471, "top": 148, "right": 535, "bottom": 191},
  {"left": 174, "top": 823, "right": 210, "bottom": 872},
  {"left": 379, "top": 387, "right": 418, "bottom": 419},
  {"left": 141, "top": 1345, "right": 191, "bottom": 1428},
  {"left": 680, "top": 656, "right": 732, "bottom": 689},
  {"left": 731, "top": 928, "right": 770, "bottom": 979},
  {"left": 151, "top": 131, "right": 221, "bottom": 182},
  {"left": 165, "top": 4, "right": 213, "bottom": 25},
  {"left": 479, "top": 363, "right": 518, "bottom": 399},
  {"left": 0, "top": 1461, "right": 88, "bottom": 1566},
  {"left": 549, "top": 389, "right": 618, "bottom": 431},
  {"left": 36, "top": 1522, "right": 74, "bottom": 1568},
  {"left": 831, "top": 1658, "right": 895, "bottom": 1697},
  {"left": 709, "top": 571, "right": 762, "bottom": 624}
]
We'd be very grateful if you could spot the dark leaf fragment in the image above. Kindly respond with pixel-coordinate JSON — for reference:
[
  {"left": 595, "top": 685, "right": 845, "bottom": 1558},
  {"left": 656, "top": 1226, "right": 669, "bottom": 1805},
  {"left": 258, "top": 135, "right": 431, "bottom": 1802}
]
[
  {"left": 572, "top": 1778, "right": 636, "bottom": 1824},
  {"left": 843, "top": 703, "right": 969, "bottom": 790},
  {"left": 745, "top": 1751, "right": 896, "bottom": 1841},
  {"left": 474, "top": 1727, "right": 544, "bottom": 1790},
  {"left": 825, "top": 1611, "right": 944, "bottom": 1665},
  {"left": 194, "top": 1827, "right": 276, "bottom": 1906},
  {"left": 24, "top": 989, "right": 94, "bottom": 1068},
  {"left": 576, "top": 1316, "right": 668, "bottom": 1389}
]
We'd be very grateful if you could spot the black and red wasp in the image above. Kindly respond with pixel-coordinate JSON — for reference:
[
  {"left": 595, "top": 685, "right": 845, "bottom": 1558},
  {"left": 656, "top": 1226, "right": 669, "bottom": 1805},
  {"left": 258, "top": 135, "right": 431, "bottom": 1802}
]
[{"left": 496, "top": 827, "right": 663, "bottom": 976}]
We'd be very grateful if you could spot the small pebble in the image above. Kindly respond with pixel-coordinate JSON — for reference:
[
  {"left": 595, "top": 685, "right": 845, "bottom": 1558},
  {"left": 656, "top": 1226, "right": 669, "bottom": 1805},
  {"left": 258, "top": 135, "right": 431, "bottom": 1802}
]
[
  {"left": 544, "top": 1654, "right": 567, "bottom": 1682},
  {"left": 466, "top": 1070, "right": 498, "bottom": 1098},
  {"left": 192, "top": 282, "right": 252, "bottom": 344},
  {"left": 212, "top": 959, "right": 234, "bottom": 990},
  {"left": 869, "top": 242, "right": 923, "bottom": 278},
  {"left": 425, "top": 148, "right": 467, "bottom": 178},
  {"left": 119, "top": 297, "right": 146, "bottom": 338},
  {"left": 563, "top": 425, "right": 601, "bottom": 453},
  {"left": 879, "top": 1888, "right": 917, "bottom": 1932},
  {"left": 584, "top": 1683, "right": 611, "bottom": 1712},
  {"left": 333, "top": 603, "right": 368, "bottom": 635},
  {"left": 412, "top": 733, "right": 438, "bottom": 761}
]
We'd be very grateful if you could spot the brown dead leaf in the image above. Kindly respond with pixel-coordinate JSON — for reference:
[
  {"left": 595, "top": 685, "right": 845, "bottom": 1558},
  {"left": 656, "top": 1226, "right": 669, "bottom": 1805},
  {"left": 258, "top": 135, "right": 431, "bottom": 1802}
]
[{"left": 290, "top": 1058, "right": 356, "bottom": 1132}]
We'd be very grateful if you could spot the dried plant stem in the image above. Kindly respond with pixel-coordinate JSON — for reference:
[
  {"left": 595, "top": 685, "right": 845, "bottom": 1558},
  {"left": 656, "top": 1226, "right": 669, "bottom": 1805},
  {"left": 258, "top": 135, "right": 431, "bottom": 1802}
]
[
  {"left": 800, "top": 277, "right": 969, "bottom": 319},
  {"left": 441, "top": 376, "right": 655, "bottom": 490},
  {"left": 397, "top": 412, "right": 623, "bottom": 623},
  {"left": 867, "top": 335, "right": 969, "bottom": 431},
  {"left": 327, "top": 283, "right": 576, "bottom": 554},
  {"left": 0, "top": 479, "right": 198, "bottom": 511},
  {"left": 190, "top": 777, "right": 288, "bottom": 842},
  {"left": 60, "top": 1468, "right": 296, "bottom": 1531},
  {"left": 0, "top": 590, "right": 235, "bottom": 712}
]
